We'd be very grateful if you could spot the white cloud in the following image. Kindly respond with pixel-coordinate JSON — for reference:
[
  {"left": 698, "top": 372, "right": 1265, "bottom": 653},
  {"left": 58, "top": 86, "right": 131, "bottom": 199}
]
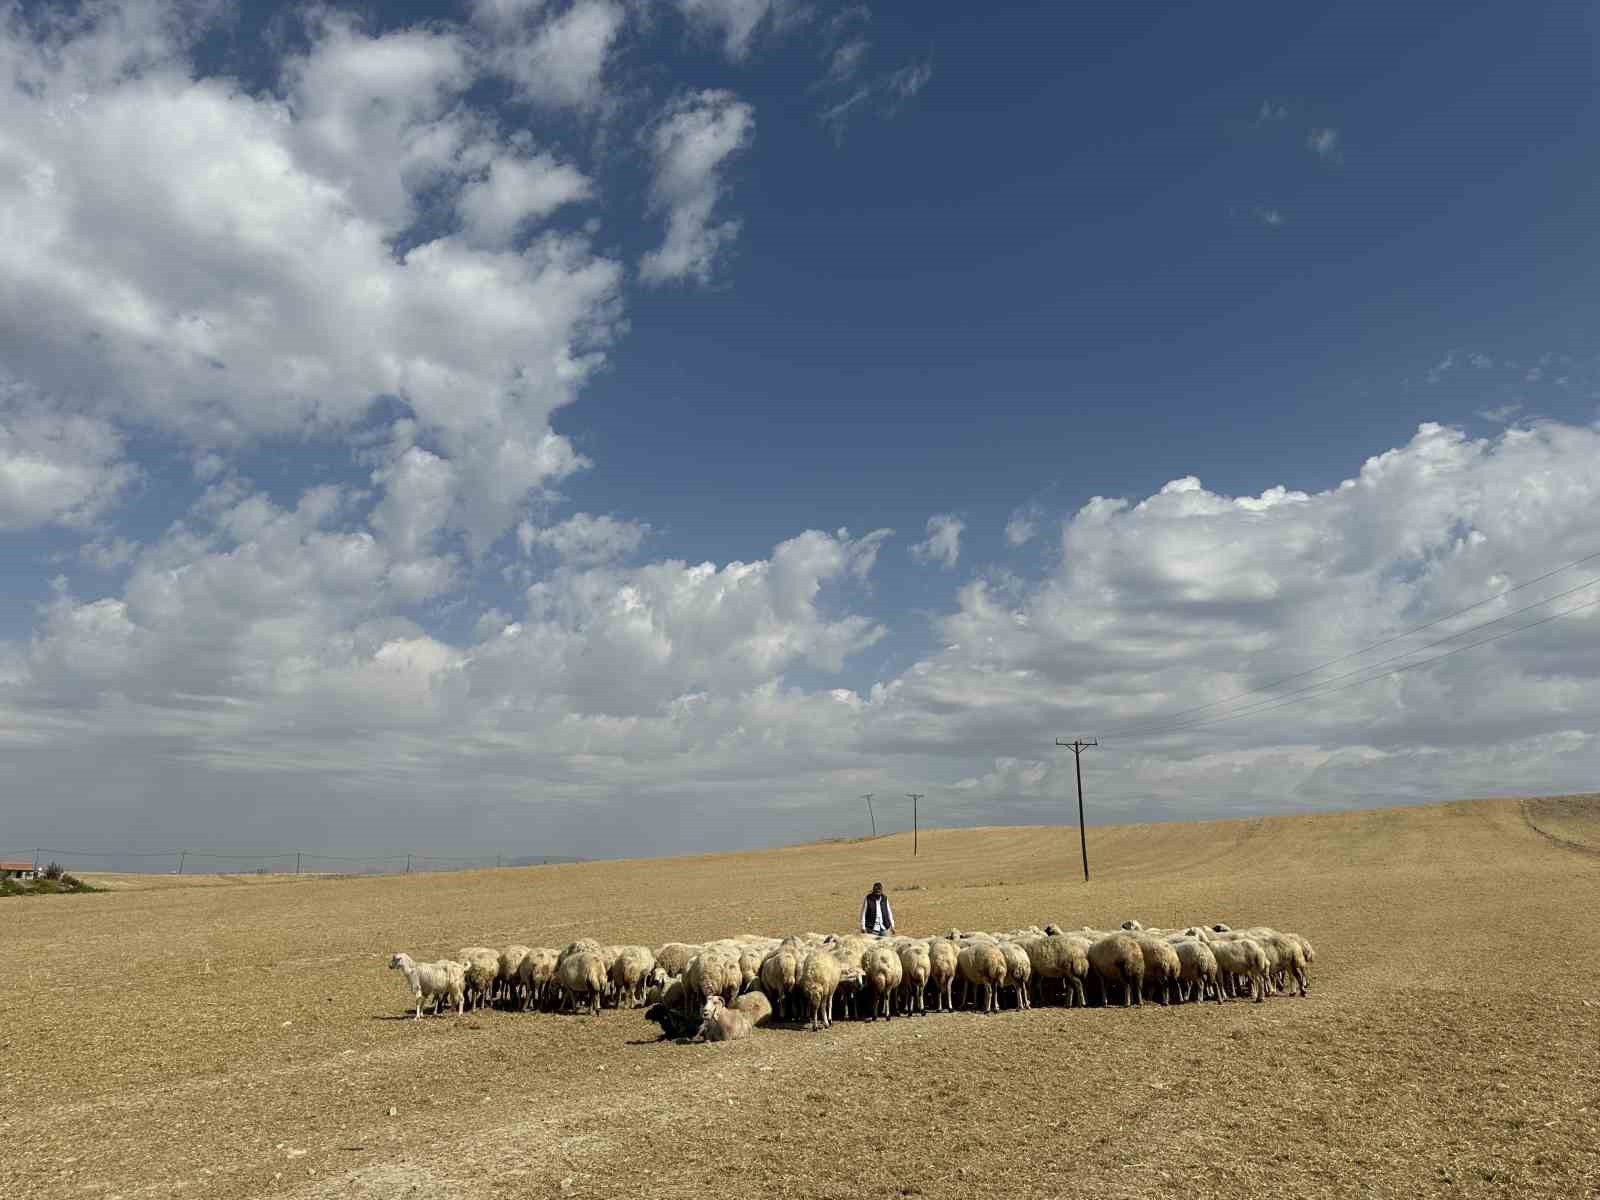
[
  {"left": 911, "top": 513, "right": 964, "bottom": 569},
  {"left": 819, "top": 56, "right": 933, "bottom": 139},
  {"left": 456, "top": 153, "right": 592, "bottom": 249},
  {"left": 639, "top": 91, "right": 755, "bottom": 285},
  {"left": 1256, "top": 206, "right": 1286, "bottom": 227},
  {"left": 0, "top": 3, "right": 622, "bottom": 552},
  {"left": 1004, "top": 505, "right": 1041, "bottom": 547},
  {"left": 674, "top": 0, "right": 796, "bottom": 60},
  {"left": 518, "top": 512, "right": 649, "bottom": 564},
  {"left": 1257, "top": 100, "right": 1288, "bottom": 123},
  {"left": 1307, "top": 127, "right": 1341, "bottom": 160},
  {"left": 0, "top": 408, "right": 137, "bottom": 531},
  {"left": 486, "top": 0, "right": 625, "bottom": 109}
]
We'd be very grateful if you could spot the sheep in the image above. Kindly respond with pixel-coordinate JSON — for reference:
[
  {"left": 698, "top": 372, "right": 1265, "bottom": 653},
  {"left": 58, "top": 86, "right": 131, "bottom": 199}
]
[
  {"left": 798, "top": 949, "right": 843, "bottom": 1030},
  {"left": 683, "top": 948, "right": 742, "bottom": 1015},
  {"left": 1023, "top": 934, "right": 1089, "bottom": 1008},
  {"left": 694, "top": 996, "right": 753, "bottom": 1043},
  {"left": 834, "top": 968, "right": 866, "bottom": 1021},
  {"left": 998, "top": 940, "right": 1033, "bottom": 1011},
  {"left": 1241, "top": 928, "right": 1309, "bottom": 997},
  {"left": 759, "top": 943, "right": 804, "bottom": 1021},
  {"left": 897, "top": 941, "right": 932, "bottom": 1016},
  {"left": 1120, "top": 919, "right": 1144, "bottom": 932},
  {"left": 609, "top": 945, "right": 657, "bottom": 1010},
  {"left": 645, "top": 978, "right": 713, "bottom": 1040},
  {"left": 1131, "top": 935, "right": 1182, "bottom": 1006},
  {"left": 497, "top": 945, "right": 532, "bottom": 1007},
  {"left": 389, "top": 953, "right": 465, "bottom": 1019},
  {"left": 1087, "top": 933, "right": 1145, "bottom": 1007},
  {"left": 861, "top": 943, "right": 904, "bottom": 1020},
  {"left": 556, "top": 944, "right": 607, "bottom": 1015},
  {"left": 653, "top": 943, "right": 700, "bottom": 978},
  {"left": 1208, "top": 937, "right": 1270, "bottom": 1002},
  {"left": 1170, "top": 939, "right": 1223, "bottom": 1005},
  {"left": 516, "top": 947, "right": 560, "bottom": 1011},
  {"left": 956, "top": 942, "right": 1007, "bottom": 1014},
  {"left": 457, "top": 947, "right": 501, "bottom": 1011},
  {"left": 731, "top": 989, "right": 774, "bottom": 1029},
  {"left": 926, "top": 938, "right": 960, "bottom": 1012}
]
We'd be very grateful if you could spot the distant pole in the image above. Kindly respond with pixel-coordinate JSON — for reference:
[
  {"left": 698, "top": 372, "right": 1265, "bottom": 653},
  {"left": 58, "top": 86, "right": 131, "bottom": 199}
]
[
  {"left": 405, "top": 853, "right": 412, "bottom": 875},
  {"left": 1055, "top": 738, "right": 1098, "bottom": 882},
  {"left": 295, "top": 852, "right": 301, "bottom": 875},
  {"left": 906, "top": 794, "right": 924, "bottom": 856},
  {"left": 177, "top": 850, "right": 186, "bottom": 875},
  {"left": 861, "top": 793, "right": 877, "bottom": 837},
  {"left": 496, "top": 855, "right": 502, "bottom": 869}
]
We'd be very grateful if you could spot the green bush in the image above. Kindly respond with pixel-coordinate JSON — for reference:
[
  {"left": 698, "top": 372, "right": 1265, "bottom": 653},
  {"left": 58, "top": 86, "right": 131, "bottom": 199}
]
[{"left": 43, "top": 861, "right": 64, "bottom": 881}]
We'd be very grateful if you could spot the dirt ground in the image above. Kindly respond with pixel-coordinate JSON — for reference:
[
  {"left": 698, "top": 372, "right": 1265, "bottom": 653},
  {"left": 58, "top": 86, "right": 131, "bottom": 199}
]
[{"left": 3, "top": 794, "right": 1598, "bottom": 1199}]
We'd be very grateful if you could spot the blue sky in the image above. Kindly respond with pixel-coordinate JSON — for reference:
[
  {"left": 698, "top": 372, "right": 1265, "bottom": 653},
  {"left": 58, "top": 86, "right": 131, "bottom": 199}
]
[{"left": 2, "top": 0, "right": 1598, "bottom": 865}]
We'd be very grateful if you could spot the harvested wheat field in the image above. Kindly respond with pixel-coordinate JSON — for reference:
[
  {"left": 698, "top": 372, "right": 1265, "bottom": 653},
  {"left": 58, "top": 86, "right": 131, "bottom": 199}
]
[{"left": 4, "top": 795, "right": 1599, "bottom": 1200}]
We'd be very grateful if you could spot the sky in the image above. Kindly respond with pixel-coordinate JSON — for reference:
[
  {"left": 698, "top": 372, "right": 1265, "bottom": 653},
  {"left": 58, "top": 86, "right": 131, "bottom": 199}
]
[{"left": 2, "top": 0, "right": 1598, "bottom": 868}]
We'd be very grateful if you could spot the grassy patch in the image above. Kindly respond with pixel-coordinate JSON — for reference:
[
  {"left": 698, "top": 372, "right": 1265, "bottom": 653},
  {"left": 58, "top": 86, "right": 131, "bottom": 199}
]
[{"left": 1, "top": 875, "right": 103, "bottom": 897}]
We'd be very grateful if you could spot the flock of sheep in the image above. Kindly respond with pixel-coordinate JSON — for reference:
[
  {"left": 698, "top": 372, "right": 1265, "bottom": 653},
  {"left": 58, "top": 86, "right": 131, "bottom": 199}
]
[{"left": 388, "top": 919, "right": 1314, "bottom": 1042}]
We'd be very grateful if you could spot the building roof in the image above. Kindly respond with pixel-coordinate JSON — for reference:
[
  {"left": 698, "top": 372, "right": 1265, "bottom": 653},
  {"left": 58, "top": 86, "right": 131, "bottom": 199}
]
[{"left": 0, "top": 861, "right": 36, "bottom": 870}]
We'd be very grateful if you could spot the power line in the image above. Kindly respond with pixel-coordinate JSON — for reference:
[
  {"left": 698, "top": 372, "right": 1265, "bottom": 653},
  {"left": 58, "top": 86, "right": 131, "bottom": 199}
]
[
  {"left": 1115, "top": 592, "right": 1600, "bottom": 740},
  {"left": 1100, "top": 548, "right": 1600, "bottom": 738}
]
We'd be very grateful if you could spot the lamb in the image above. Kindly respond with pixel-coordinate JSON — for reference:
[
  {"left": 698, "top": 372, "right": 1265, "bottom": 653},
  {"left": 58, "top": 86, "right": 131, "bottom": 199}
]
[
  {"left": 610, "top": 945, "right": 658, "bottom": 1010},
  {"left": 556, "top": 944, "right": 607, "bottom": 1015},
  {"left": 1170, "top": 939, "right": 1223, "bottom": 1005},
  {"left": 897, "top": 941, "right": 932, "bottom": 1015},
  {"left": 457, "top": 947, "right": 501, "bottom": 1011},
  {"left": 731, "top": 989, "right": 774, "bottom": 1029},
  {"left": 1208, "top": 937, "right": 1270, "bottom": 1002},
  {"left": 861, "top": 943, "right": 904, "bottom": 1020},
  {"left": 798, "top": 949, "right": 843, "bottom": 1030},
  {"left": 694, "top": 996, "right": 753, "bottom": 1043},
  {"left": 516, "top": 947, "right": 560, "bottom": 1010},
  {"left": 1087, "top": 933, "right": 1145, "bottom": 1007},
  {"left": 389, "top": 953, "right": 465, "bottom": 1019},
  {"left": 926, "top": 938, "right": 960, "bottom": 1012},
  {"left": 998, "top": 940, "right": 1033, "bottom": 1011},
  {"left": 956, "top": 941, "right": 1008, "bottom": 1014},
  {"left": 1131, "top": 935, "right": 1182, "bottom": 1006}
]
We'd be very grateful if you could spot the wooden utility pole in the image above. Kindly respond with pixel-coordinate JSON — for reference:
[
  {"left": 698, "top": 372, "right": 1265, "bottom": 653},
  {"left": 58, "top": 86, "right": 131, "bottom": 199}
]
[
  {"left": 295, "top": 851, "right": 302, "bottom": 875},
  {"left": 1055, "top": 737, "right": 1097, "bottom": 881},
  {"left": 405, "top": 853, "right": 412, "bottom": 875},
  {"left": 861, "top": 793, "right": 877, "bottom": 837},
  {"left": 906, "top": 793, "right": 924, "bottom": 856},
  {"left": 177, "top": 850, "right": 187, "bottom": 875}
]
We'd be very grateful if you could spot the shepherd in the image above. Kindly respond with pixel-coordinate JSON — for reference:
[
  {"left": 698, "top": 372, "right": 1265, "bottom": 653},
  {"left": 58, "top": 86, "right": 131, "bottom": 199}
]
[{"left": 860, "top": 881, "right": 896, "bottom": 937}]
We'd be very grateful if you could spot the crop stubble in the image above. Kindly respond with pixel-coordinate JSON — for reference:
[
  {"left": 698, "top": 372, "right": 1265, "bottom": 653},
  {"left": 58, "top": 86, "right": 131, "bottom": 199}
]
[{"left": 2, "top": 795, "right": 1597, "bottom": 1199}]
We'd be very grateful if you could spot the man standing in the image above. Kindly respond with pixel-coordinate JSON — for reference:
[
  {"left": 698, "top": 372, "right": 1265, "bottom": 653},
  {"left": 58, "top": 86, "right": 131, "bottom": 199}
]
[{"left": 860, "top": 881, "right": 895, "bottom": 936}]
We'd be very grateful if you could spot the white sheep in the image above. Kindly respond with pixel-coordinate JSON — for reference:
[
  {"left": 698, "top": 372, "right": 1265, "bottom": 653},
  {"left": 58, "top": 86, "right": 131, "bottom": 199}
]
[
  {"left": 1087, "top": 933, "right": 1144, "bottom": 1007},
  {"left": 798, "top": 949, "right": 842, "bottom": 1030},
  {"left": 609, "top": 945, "right": 658, "bottom": 1010},
  {"left": 516, "top": 947, "right": 560, "bottom": 1010},
  {"left": 556, "top": 942, "right": 607, "bottom": 1015},
  {"left": 897, "top": 941, "right": 932, "bottom": 1015},
  {"left": 1170, "top": 939, "right": 1223, "bottom": 1005},
  {"left": 694, "top": 996, "right": 753, "bottom": 1042},
  {"left": 497, "top": 945, "right": 532, "bottom": 1007},
  {"left": 1130, "top": 935, "right": 1182, "bottom": 1006},
  {"left": 956, "top": 941, "right": 1007, "bottom": 1014},
  {"left": 389, "top": 953, "right": 464, "bottom": 1019},
  {"left": 926, "top": 938, "right": 960, "bottom": 1012},
  {"left": 1208, "top": 937, "right": 1269, "bottom": 1002},
  {"left": 998, "top": 940, "right": 1033, "bottom": 1011},
  {"left": 730, "top": 989, "right": 774, "bottom": 1029},
  {"left": 861, "top": 943, "right": 904, "bottom": 1020},
  {"left": 654, "top": 942, "right": 700, "bottom": 978},
  {"left": 457, "top": 946, "right": 501, "bottom": 1011}
]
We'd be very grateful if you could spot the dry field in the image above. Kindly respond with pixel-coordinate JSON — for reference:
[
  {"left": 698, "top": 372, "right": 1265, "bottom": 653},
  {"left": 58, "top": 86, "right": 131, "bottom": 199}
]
[{"left": 3, "top": 795, "right": 1599, "bottom": 1200}]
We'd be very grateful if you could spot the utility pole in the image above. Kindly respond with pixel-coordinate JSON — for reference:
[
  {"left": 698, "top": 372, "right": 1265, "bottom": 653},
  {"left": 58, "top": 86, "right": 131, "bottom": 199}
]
[
  {"left": 177, "top": 850, "right": 186, "bottom": 876},
  {"left": 405, "top": 853, "right": 412, "bottom": 875},
  {"left": 1055, "top": 738, "right": 1097, "bottom": 881},
  {"left": 861, "top": 793, "right": 877, "bottom": 837},
  {"left": 295, "top": 852, "right": 301, "bottom": 875},
  {"left": 906, "top": 794, "right": 924, "bottom": 857}
]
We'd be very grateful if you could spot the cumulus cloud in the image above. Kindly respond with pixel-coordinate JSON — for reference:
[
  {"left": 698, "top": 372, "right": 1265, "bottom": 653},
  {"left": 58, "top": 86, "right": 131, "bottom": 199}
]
[
  {"left": 0, "top": 407, "right": 137, "bottom": 531},
  {"left": 639, "top": 91, "right": 755, "bottom": 285},
  {"left": 518, "top": 512, "right": 649, "bottom": 564},
  {"left": 483, "top": 0, "right": 626, "bottom": 109},
  {"left": 456, "top": 153, "right": 592, "bottom": 249},
  {"left": 911, "top": 513, "right": 964, "bottom": 569},
  {"left": 0, "top": 2, "right": 622, "bottom": 554}
]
